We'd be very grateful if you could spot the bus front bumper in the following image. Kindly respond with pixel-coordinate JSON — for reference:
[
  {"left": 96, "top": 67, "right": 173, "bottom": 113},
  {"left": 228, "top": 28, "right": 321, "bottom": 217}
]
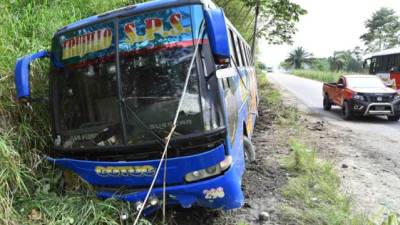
[{"left": 97, "top": 165, "right": 244, "bottom": 210}]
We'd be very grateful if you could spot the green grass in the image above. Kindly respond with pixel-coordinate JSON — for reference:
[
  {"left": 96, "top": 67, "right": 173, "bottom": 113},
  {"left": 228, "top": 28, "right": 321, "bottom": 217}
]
[
  {"left": 257, "top": 71, "right": 300, "bottom": 127},
  {"left": 279, "top": 140, "right": 400, "bottom": 225},
  {"left": 0, "top": 0, "right": 153, "bottom": 224},
  {"left": 292, "top": 69, "right": 342, "bottom": 83},
  {"left": 280, "top": 140, "right": 372, "bottom": 225}
]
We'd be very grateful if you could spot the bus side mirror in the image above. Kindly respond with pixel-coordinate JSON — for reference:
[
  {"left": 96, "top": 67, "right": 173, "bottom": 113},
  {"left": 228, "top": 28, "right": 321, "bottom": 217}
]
[
  {"left": 15, "top": 50, "right": 50, "bottom": 101},
  {"left": 204, "top": 8, "right": 230, "bottom": 65}
]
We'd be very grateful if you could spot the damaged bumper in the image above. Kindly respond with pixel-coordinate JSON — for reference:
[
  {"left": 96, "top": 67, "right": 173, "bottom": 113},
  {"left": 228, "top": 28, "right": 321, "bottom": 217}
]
[
  {"left": 97, "top": 165, "right": 244, "bottom": 210},
  {"left": 47, "top": 144, "right": 244, "bottom": 210}
]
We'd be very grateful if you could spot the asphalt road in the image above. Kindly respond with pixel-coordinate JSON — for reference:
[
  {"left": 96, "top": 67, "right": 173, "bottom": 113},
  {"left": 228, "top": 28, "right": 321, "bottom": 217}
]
[
  {"left": 267, "top": 72, "right": 400, "bottom": 214},
  {"left": 267, "top": 72, "right": 400, "bottom": 141}
]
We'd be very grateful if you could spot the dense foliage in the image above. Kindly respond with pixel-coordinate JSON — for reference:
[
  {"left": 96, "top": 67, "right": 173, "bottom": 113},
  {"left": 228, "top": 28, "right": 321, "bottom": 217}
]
[
  {"left": 283, "top": 47, "right": 313, "bottom": 69},
  {"left": 215, "top": 0, "right": 307, "bottom": 44},
  {"left": 360, "top": 7, "right": 400, "bottom": 53},
  {"left": 282, "top": 47, "right": 363, "bottom": 73}
]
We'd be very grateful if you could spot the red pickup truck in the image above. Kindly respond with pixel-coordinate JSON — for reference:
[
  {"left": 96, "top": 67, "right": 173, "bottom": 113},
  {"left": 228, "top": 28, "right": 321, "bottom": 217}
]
[{"left": 322, "top": 75, "right": 400, "bottom": 121}]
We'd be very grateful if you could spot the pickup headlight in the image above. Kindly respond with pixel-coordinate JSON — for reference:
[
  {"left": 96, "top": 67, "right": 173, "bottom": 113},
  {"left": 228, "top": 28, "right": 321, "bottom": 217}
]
[
  {"left": 353, "top": 94, "right": 365, "bottom": 101},
  {"left": 185, "top": 156, "right": 232, "bottom": 182},
  {"left": 394, "top": 94, "right": 400, "bottom": 101}
]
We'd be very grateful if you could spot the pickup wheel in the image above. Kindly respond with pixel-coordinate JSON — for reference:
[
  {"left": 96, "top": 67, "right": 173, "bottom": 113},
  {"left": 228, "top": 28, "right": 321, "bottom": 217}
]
[
  {"left": 388, "top": 115, "right": 400, "bottom": 121},
  {"left": 323, "top": 94, "right": 332, "bottom": 110},
  {"left": 341, "top": 101, "right": 353, "bottom": 120}
]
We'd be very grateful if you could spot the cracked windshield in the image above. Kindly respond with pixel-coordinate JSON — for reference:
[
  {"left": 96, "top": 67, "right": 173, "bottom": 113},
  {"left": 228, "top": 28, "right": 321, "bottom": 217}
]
[{"left": 52, "top": 5, "right": 207, "bottom": 148}]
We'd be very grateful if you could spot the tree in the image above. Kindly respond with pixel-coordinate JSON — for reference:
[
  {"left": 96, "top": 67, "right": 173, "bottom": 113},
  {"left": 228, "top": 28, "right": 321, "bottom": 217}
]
[
  {"left": 328, "top": 50, "right": 363, "bottom": 73},
  {"left": 310, "top": 58, "right": 330, "bottom": 71},
  {"left": 256, "top": 61, "right": 267, "bottom": 70},
  {"left": 257, "top": 0, "right": 307, "bottom": 45},
  {"left": 329, "top": 51, "right": 347, "bottom": 72},
  {"left": 279, "top": 61, "right": 292, "bottom": 71},
  {"left": 285, "top": 47, "right": 313, "bottom": 69},
  {"left": 360, "top": 7, "right": 400, "bottom": 52},
  {"left": 215, "top": 0, "right": 307, "bottom": 44}
]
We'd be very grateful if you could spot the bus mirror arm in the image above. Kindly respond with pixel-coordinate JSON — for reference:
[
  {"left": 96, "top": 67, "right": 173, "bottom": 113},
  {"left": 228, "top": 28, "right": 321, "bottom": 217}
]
[
  {"left": 204, "top": 8, "right": 230, "bottom": 65},
  {"left": 14, "top": 50, "right": 50, "bottom": 103}
]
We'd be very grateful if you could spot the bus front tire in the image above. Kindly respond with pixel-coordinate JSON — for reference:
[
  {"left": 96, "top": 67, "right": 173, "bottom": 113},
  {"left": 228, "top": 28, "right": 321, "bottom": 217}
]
[{"left": 243, "top": 136, "right": 256, "bottom": 163}]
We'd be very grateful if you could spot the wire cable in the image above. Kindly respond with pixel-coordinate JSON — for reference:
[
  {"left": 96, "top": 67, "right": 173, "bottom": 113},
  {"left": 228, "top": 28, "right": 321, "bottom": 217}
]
[{"left": 133, "top": 23, "right": 204, "bottom": 225}]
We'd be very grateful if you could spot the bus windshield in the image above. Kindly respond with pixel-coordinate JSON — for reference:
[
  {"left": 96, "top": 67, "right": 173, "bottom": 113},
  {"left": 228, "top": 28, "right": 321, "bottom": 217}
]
[{"left": 51, "top": 5, "right": 217, "bottom": 149}]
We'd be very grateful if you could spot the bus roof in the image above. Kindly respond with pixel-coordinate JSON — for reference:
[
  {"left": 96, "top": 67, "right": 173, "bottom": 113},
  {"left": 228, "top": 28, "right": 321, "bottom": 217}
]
[
  {"left": 363, "top": 47, "right": 400, "bottom": 60},
  {"left": 54, "top": 0, "right": 251, "bottom": 50},
  {"left": 55, "top": 0, "right": 211, "bottom": 35}
]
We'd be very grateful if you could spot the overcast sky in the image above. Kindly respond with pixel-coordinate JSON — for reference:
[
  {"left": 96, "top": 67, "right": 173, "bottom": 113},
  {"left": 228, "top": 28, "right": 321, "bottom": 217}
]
[{"left": 258, "top": 0, "right": 400, "bottom": 67}]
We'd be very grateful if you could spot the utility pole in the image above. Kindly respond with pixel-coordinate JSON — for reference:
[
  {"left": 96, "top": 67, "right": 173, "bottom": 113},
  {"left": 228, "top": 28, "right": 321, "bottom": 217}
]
[{"left": 251, "top": 0, "right": 260, "bottom": 58}]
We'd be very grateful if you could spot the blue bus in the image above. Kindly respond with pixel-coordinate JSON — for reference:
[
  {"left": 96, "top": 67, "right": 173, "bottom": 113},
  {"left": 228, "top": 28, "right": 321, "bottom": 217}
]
[{"left": 14, "top": 0, "right": 258, "bottom": 213}]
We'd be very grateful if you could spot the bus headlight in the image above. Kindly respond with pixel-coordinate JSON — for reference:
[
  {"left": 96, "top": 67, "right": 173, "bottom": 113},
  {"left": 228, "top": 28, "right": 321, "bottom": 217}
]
[{"left": 185, "top": 156, "right": 232, "bottom": 182}]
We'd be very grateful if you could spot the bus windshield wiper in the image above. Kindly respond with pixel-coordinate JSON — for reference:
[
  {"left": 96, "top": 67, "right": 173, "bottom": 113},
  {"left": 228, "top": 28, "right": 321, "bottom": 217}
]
[{"left": 122, "top": 98, "right": 174, "bottom": 150}]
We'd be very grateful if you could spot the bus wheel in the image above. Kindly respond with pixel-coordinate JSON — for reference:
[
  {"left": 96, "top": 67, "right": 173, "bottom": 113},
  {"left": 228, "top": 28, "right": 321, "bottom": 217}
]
[{"left": 243, "top": 136, "right": 256, "bottom": 163}]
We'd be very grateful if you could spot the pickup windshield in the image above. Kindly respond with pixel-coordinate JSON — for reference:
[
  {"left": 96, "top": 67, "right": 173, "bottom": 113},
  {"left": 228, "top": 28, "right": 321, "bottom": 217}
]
[
  {"left": 346, "top": 77, "right": 386, "bottom": 89},
  {"left": 51, "top": 5, "right": 215, "bottom": 149}
]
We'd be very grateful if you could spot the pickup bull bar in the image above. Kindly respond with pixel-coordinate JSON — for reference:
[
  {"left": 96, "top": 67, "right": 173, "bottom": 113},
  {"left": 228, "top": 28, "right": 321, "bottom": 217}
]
[{"left": 363, "top": 103, "right": 395, "bottom": 116}]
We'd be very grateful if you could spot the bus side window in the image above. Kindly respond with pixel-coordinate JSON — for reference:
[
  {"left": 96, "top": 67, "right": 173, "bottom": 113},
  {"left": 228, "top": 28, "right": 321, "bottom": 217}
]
[
  {"left": 222, "top": 76, "right": 237, "bottom": 93},
  {"left": 228, "top": 77, "right": 237, "bottom": 93},
  {"left": 237, "top": 40, "right": 244, "bottom": 66},
  {"left": 243, "top": 46, "right": 250, "bottom": 66},
  {"left": 228, "top": 29, "right": 239, "bottom": 67},
  {"left": 200, "top": 34, "right": 216, "bottom": 76},
  {"left": 238, "top": 40, "right": 247, "bottom": 66},
  {"left": 370, "top": 57, "right": 376, "bottom": 74},
  {"left": 382, "top": 56, "right": 389, "bottom": 72},
  {"left": 222, "top": 77, "right": 230, "bottom": 91},
  {"left": 388, "top": 55, "right": 396, "bottom": 71},
  {"left": 247, "top": 47, "right": 252, "bottom": 65},
  {"left": 234, "top": 36, "right": 244, "bottom": 67},
  {"left": 248, "top": 47, "right": 253, "bottom": 64},
  {"left": 395, "top": 55, "right": 400, "bottom": 71}
]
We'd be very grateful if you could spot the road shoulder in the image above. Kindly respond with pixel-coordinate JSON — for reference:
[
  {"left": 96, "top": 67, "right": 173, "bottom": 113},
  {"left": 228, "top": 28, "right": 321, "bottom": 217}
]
[{"left": 268, "top": 73, "right": 400, "bottom": 216}]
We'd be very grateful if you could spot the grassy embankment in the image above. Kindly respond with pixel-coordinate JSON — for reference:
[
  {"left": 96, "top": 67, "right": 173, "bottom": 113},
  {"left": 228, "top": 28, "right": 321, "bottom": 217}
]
[
  {"left": 291, "top": 69, "right": 342, "bottom": 83},
  {"left": 0, "top": 1, "right": 152, "bottom": 224},
  {"left": 0, "top": 0, "right": 396, "bottom": 224},
  {"left": 258, "top": 73, "right": 399, "bottom": 225}
]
